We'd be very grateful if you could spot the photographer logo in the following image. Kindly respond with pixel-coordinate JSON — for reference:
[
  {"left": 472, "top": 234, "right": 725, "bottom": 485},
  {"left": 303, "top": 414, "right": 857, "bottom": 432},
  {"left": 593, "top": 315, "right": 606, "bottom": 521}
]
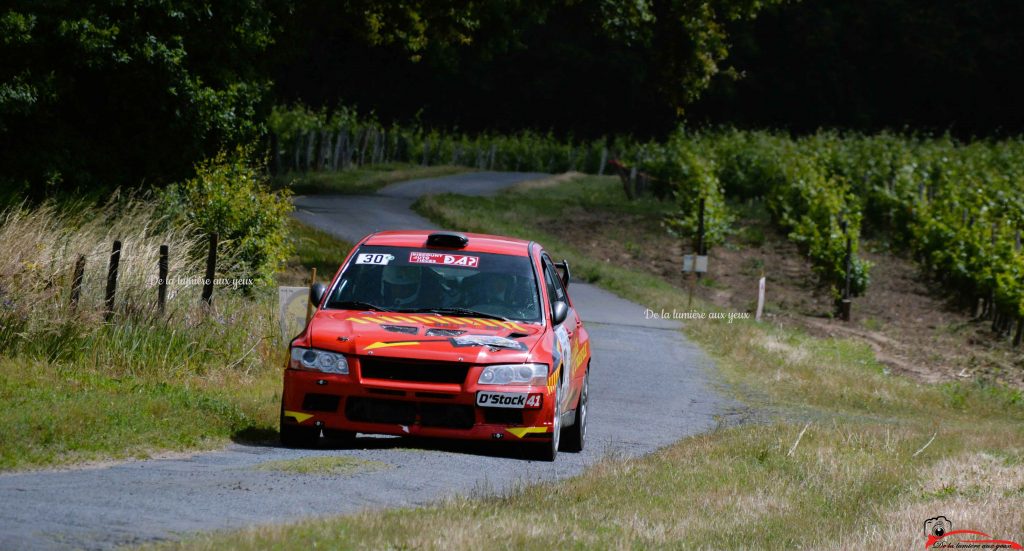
[{"left": 923, "top": 516, "right": 1021, "bottom": 549}]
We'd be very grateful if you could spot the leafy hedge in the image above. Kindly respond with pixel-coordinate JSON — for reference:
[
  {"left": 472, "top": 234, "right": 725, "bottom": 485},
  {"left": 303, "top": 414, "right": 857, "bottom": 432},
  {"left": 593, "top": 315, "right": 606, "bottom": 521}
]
[
  {"left": 160, "top": 147, "right": 293, "bottom": 286},
  {"left": 270, "top": 104, "right": 1024, "bottom": 327},
  {"left": 267, "top": 104, "right": 630, "bottom": 175}
]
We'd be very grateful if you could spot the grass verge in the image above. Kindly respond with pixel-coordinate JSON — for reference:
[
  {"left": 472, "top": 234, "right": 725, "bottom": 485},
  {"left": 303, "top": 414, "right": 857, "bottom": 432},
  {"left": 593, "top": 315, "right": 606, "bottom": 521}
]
[
  {"left": 0, "top": 171, "right": 365, "bottom": 471},
  {"left": 0, "top": 295, "right": 282, "bottom": 470},
  {"left": 276, "top": 163, "right": 469, "bottom": 195},
  {"left": 156, "top": 174, "right": 1024, "bottom": 549}
]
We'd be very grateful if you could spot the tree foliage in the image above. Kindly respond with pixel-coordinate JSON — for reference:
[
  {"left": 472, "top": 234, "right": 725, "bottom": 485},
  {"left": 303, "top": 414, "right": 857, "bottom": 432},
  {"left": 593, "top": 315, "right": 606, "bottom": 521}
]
[
  {"left": 270, "top": 0, "right": 781, "bottom": 138},
  {"left": 0, "top": 1, "right": 278, "bottom": 195},
  {"left": 159, "top": 146, "right": 293, "bottom": 286}
]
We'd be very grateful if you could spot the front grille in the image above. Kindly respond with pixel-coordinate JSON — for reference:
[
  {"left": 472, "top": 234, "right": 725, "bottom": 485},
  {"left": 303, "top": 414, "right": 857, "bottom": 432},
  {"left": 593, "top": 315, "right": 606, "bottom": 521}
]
[
  {"left": 483, "top": 408, "right": 524, "bottom": 425},
  {"left": 359, "top": 357, "right": 470, "bottom": 384},
  {"left": 346, "top": 397, "right": 415, "bottom": 424},
  {"left": 415, "top": 392, "right": 455, "bottom": 400},
  {"left": 421, "top": 403, "right": 474, "bottom": 428},
  {"left": 345, "top": 397, "right": 474, "bottom": 429},
  {"left": 302, "top": 393, "right": 341, "bottom": 412},
  {"left": 367, "top": 388, "right": 405, "bottom": 397}
]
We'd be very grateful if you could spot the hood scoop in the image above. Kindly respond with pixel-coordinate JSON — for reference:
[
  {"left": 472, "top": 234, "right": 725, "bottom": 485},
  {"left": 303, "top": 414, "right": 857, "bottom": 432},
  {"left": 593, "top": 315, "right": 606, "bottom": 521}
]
[
  {"left": 425, "top": 328, "right": 466, "bottom": 337},
  {"left": 381, "top": 324, "right": 418, "bottom": 335},
  {"left": 450, "top": 334, "right": 527, "bottom": 351}
]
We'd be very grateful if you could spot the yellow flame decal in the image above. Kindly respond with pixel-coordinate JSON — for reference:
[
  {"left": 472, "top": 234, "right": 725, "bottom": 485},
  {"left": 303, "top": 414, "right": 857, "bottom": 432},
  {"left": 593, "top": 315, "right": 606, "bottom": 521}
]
[
  {"left": 506, "top": 426, "right": 548, "bottom": 438},
  {"left": 364, "top": 341, "right": 420, "bottom": 350},
  {"left": 283, "top": 410, "right": 313, "bottom": 423}
]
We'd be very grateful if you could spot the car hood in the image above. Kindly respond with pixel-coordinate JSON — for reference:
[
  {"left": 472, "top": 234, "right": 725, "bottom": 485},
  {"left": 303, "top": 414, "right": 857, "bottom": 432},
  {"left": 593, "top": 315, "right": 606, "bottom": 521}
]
[{"left": 304, "top": 310, "right": 546, "bottom": 364}]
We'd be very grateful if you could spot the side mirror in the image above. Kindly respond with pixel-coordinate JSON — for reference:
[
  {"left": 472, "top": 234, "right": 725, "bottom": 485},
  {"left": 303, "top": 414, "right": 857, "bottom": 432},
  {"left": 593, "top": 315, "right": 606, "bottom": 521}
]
[
  {"left": 556, "top": 259, "right": 571, "bottom": 289},
  {"left": 551, "top": 300, "right": 569, "bottom": 326},
  {"left": 310, "top": 282, "right": 326, "bottom": 308}
]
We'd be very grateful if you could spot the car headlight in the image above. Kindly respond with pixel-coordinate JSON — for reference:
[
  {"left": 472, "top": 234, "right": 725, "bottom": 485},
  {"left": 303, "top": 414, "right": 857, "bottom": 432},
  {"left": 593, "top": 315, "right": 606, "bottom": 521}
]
[
  {"left": 290, "top": 347, "right": 349, "bottom": 374},
  {"left": 477, "top": 363, "right": 547, "bottom": 386}
]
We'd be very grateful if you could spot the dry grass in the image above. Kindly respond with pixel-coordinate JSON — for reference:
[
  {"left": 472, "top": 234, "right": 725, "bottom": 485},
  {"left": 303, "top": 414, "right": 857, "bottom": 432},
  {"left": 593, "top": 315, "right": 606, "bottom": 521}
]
[
  {"left": 0, "top": 197, "right": 285, "bottom": 469},
  {"left": 148, "top": 175, "right": 1024, "bottom": 549},
  {"left": 850, "top": 452, "right": 1024, "bottom": 549},
  {"left": 0, "top": 195, "right": 226, "bottom": 342}
]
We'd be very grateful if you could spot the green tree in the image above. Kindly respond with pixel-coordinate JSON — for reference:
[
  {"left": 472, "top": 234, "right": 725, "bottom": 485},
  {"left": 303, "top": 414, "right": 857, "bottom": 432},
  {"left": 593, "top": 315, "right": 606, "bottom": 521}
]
[{"left": 0, "top": 1, "right": 279, "bottom": 196}]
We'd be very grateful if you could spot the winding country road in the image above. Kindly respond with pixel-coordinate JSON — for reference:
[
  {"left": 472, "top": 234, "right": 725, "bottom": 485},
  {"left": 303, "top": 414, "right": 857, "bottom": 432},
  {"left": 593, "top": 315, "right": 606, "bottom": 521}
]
[{"left": 0, "top": 172, "right": 737, "bottom": 550}]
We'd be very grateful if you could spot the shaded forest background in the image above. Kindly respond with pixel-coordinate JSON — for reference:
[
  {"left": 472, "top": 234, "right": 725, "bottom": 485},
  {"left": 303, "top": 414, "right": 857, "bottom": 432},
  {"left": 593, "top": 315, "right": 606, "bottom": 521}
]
[{"left": 2, "top": 0, "right": 1022, "bottom": 195}]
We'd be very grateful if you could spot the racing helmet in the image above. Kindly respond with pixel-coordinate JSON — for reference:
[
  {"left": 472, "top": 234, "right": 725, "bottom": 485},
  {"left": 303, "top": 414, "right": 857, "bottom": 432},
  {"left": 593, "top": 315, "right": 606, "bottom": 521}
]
[
  {"left": 381, "top": 265, "right": 421, "bottom": 304},
  {"left": 480, "top": 271, "right": 512, "bottom": 302}
]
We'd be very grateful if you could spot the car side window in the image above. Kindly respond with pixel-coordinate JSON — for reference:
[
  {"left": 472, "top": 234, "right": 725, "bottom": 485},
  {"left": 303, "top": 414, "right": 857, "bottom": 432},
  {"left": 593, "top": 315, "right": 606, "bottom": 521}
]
[
  {"left": 541, "top": 256, "right": 566, "bottom": 306},
  {"left": 549, "top": 263, "right": 568, "bottom": 303},
  {"left": 541, "top": 258, "right": 557, "bottom": 308}
]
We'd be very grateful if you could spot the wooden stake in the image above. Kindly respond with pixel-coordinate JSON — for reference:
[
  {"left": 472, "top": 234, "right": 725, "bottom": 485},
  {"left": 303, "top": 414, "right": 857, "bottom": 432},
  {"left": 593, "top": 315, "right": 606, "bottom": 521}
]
[
  {"left": 306, "top": 267, "right": 318, "bottom": 324},
  {"left": 158, "top": 244, "right": 168, "bottom": 314},
  {"left": 104, "top": 241, "right": 121, "bottom": 321},
  {"left": 755, "top": 275, "right": 766, "bottom": 322},
  {"left": 70, "top": 254, "right": 85, "bottom": 312},
  {"left": 201, "top": 233, "right": 217, "bottom": 306},
  {"left": 687, "top": 269, "right": 695, "bottom": 309},
  {"left": 695, "top": 198, "right": 705, "bottom": 280}
]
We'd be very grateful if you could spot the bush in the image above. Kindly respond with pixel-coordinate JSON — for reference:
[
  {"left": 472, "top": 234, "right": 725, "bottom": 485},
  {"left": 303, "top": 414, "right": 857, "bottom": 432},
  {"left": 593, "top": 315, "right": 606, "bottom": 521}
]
[
  {"left": 639, "top": 131, "right": 733, "bottom": 251},
  {"left": 161, "top": 147, "right": 293, "bottom": 286}
]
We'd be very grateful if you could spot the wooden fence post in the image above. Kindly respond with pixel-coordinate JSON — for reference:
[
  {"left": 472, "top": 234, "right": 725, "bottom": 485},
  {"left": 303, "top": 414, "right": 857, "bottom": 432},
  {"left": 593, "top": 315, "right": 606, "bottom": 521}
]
[
  {"left": 270, "top": 132, "right": 281, "bottom": 175},
  {"left": 306, "top": 267, "right": 318, "bottom": 324},
  {"left": 104, "top": 240, "right": 121, "bottom": 321},
  {"left": 840, "top": 220, "right": 853, "bottom": 322},
  {"left": 333, "top": 129, "right": 344, "bottom": 170},
  {"left": 319, "top": 130, "right": 330, "bottom": 170},
  {"left": 201, "top": 233, "right": 217, "bottom": 306},
  {"left": 304, "top": 131, "right": 315, "bottom": 172},
  {"left": 359, "top": 128, "right": 371, "bottom": 166},
  {"left": 70, "top": 254, "right": 85, "bottom": 312},
  {"left": 158, "top": 244, "right": 168, "bottom": 314}
]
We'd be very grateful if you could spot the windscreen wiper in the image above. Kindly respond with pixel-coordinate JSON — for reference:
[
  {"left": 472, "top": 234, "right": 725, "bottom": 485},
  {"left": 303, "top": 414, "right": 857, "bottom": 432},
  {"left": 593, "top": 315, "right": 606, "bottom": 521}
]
[
  {"left": 330, "top": 300, "right": 393, "bottom": 312},
  {"left": 399, "top": 307, "right": 509, "bottom": 321}
]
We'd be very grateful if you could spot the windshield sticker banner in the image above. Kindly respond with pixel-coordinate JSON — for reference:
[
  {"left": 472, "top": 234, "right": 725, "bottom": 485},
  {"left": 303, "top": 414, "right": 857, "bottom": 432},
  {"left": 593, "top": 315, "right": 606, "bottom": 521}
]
[
  {"left": 355, "top": 253, "right": 395, "bottom": 265},
  {"left": 409, "top": 252, "right": 480, "bottom": 268}
]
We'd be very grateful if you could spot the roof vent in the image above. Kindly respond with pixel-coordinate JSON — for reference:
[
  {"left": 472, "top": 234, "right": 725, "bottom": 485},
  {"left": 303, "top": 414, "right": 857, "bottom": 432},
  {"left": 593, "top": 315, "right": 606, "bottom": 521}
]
[{"left": 426, "top": 231, "right": 468, "bottom": 248}]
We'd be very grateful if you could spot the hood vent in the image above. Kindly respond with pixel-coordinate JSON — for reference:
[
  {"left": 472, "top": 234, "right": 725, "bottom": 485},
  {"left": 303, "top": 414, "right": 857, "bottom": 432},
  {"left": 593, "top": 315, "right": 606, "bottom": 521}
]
[
  {"left": 381, "top": 324, "right": 418, "bottom": 335},
  {"left": 425, "top": 328, "right": 466, "bottom": 337}
]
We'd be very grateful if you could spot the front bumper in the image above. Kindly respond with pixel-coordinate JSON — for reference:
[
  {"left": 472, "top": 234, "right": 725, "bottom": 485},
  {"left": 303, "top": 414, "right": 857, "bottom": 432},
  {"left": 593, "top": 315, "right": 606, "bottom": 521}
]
[{"left": 281, "top": 367, "right": 555, "bottom": 441}]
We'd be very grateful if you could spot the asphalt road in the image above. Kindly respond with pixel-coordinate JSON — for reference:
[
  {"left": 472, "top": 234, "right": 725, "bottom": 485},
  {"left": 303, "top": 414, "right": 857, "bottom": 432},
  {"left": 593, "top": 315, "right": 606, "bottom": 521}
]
[{"left": 0, "top": 172, "right": 738, "bottom": 550}]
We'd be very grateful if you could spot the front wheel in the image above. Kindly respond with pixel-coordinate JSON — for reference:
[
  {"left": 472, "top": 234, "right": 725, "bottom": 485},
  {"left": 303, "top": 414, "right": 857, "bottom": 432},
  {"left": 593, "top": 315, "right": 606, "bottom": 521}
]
[
  {"left": 529, "top": 381, "right": 561, "bottom": 461},
  {"left": 279, "top": 400, "right": 320, "bottom": 448},
  {"left": 561, "top": 368, "right": 588, "bottom": 453}
]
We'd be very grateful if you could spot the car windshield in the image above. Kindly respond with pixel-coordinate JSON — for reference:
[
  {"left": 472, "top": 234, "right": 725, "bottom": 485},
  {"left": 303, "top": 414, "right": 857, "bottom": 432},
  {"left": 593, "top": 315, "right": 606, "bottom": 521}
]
[{"left": 325, "top": 245, "right": 542, "bottom": 323}]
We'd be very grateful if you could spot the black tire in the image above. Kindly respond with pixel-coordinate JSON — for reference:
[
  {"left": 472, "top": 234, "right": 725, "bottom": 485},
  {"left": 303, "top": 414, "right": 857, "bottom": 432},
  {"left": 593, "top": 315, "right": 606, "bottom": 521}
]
[
  {"left": 529, "top": 380, "right": 561, "bottom": 461},
  {"left": 279, "top": 422, "right": 320, "bottom": 448},
  {"left": 561, "top": 368, "right": 588, "bottom": 453},
  {"left": 279, "top": 401, "right": 320, "bottom": 448}
]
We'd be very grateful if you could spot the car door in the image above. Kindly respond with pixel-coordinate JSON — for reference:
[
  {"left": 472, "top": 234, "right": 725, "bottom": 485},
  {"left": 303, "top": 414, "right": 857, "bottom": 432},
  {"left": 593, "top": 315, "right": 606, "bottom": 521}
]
[{"left": 541, "top": 254, "right": 578, "bottom": 408}]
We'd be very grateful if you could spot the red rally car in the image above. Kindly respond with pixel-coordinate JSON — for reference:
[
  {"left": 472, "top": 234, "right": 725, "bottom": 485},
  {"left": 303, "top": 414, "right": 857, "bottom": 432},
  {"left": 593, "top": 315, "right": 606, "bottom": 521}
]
[{"left": 281, "top": 230, "right": 592, "bottom": 461}]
